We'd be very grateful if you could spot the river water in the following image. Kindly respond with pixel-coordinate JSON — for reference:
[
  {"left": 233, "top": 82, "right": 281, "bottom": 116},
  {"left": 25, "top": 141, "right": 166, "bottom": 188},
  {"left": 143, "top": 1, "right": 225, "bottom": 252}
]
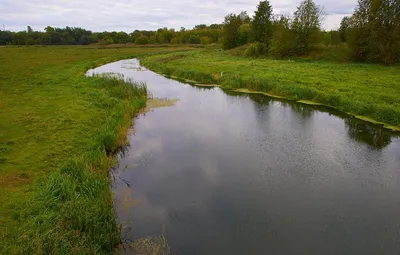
[{"left": 88, "top": 59, "right": 400, "bottom": 255}]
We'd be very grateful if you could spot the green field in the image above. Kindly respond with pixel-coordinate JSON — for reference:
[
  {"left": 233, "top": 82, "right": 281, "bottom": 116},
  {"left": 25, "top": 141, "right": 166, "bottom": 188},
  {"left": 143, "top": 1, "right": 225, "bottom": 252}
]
[
  {"left": 141, "top": 48, "right": 400, "bottom": 130},
  {"left": 1, "top": 45, "right": 400, "bottom": 253},
  {"left": 0, "top": 45, "right": 193, "bottom": 254}
]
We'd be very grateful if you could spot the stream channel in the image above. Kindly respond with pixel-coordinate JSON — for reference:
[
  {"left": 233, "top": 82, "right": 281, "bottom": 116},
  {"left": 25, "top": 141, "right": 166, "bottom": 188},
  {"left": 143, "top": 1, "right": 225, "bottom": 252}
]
[{"left": 88, "top": 59, "right": 400, "bottom": 255}]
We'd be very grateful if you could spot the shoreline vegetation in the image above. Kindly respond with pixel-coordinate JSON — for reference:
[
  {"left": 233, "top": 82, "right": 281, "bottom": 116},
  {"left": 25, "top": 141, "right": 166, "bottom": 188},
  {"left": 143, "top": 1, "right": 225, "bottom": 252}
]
[
  {"left": 0, "top": 46, "right": 189, "bottom": 254},
  {"left": 140, "top": 49, "right": 400, "bottom": 132}
]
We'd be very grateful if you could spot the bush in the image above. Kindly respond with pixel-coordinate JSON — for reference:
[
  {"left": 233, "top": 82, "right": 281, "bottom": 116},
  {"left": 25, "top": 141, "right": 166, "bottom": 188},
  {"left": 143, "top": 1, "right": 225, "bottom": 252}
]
[
  {"left": 135, "top": 36, "right": 149, "bottom": 45},
  {"left": 200, "top": 37, "right": 210, "bottom": 45},
  {"left": 99, "top": 36, "right": 114, "bottom": 45},
  {"left": 148, "top": 36, "right": 156, "bottom": 44},
  {"left": 188, "top": 35, "right": 200, "bottom": 44},
  {"left": 170, "top": 38, "right": 179, "bottom": 45},
  {"left": 245, "top": 42, "right": 266, "bottom": 57}
]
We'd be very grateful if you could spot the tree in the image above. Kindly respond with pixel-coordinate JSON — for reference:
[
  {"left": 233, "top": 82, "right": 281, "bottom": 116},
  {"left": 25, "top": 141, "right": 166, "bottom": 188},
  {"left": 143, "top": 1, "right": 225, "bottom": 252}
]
[
  {"left": 339, "top": 16, "right": 350, "bottom": 42},
  {"left": 12, "top": 32, "right": 27, "bottom": 45},
  {"left": 292, "top": 0, "right": 324, "bottom": 54},
  {"left": 149, "top": 36, "right": 156, "bottom": 44},
  {"left": 330, "top": 30, "right": 341, "bottom": 46},
  {"left": 188, "top": 35, "right": 200, "bottom": 44},
  {"left": 237, "top": 23, "right": 252, "bottom": 45},
  {"left": 369, "top": 0, "right": 400, "bottom": 64},
  {"left": 170, "top": 38, "right": 179, "bottom": 44},
  {"left": 347, "top": 0, "right": 400, "bottom": 64},
  {"left": 194, "top": 24, "right": 207, "bottom": 30},
  {"left": 251, "top": 1, "right": 274, "bottom": 46},
  {"left": 44, "top": 26, "right": 55, "bottom": 34},
  {"left": 115, "top": 32, "right": 129, "bottom": 44},
  {"left": 222, "top": 12, "right": 248, "bottom": 49},
  {"left": 135, "top": 35, "right": 149, "bottom": 45},
  {"left": 269, "top": 15, "right": 296, "bottom": 57},
  {"left": 200, "top": 37, "right": 210, "bottom": 45},
  {"left": 0, "top": 30, "right": 12, "bottom": 45},
  {"left": 101, "top": 35, "right": 114, "bottom": 45}
]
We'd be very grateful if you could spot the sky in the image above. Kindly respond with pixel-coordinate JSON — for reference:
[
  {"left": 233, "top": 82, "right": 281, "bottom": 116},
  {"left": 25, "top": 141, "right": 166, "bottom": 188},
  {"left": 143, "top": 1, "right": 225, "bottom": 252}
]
[{"left": 0, "top": 0, "right": 358, "bottom": 32}]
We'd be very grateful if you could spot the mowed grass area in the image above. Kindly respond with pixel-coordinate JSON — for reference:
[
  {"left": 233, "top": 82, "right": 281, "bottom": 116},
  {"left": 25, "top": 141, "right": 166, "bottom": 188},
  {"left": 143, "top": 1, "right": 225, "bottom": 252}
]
[
  {"left": 0, "top": 45, "right": 194, "bottom": 254},
  {"left": 141, "top": 49, "right": 400, "bottom": 130}
]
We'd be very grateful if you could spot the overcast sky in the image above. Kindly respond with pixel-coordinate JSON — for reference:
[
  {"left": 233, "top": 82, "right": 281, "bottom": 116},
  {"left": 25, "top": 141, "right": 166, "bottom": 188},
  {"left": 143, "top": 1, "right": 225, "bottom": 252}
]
[{"left": 0, "top": 0, "right": 357, "bottom": 32}]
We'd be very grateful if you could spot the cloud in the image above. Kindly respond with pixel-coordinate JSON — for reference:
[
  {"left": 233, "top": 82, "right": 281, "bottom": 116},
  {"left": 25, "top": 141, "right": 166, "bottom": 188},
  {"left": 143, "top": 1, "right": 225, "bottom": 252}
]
[{"left": 0, "top": 0, "right": 357, "bottom": 32}]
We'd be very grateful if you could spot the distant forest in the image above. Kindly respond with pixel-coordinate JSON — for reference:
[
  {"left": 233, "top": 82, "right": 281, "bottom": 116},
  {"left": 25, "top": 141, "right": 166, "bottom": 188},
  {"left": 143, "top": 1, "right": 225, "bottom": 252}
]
[{"left": 1, "top": 0, "right": 399, "bottom": 65}]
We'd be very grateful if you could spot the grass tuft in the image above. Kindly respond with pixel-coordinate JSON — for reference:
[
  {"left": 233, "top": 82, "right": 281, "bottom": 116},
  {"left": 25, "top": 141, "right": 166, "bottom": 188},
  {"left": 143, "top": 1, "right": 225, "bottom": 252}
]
[{"left": 131, "top": 233, "right": 170, "bottom": 255}]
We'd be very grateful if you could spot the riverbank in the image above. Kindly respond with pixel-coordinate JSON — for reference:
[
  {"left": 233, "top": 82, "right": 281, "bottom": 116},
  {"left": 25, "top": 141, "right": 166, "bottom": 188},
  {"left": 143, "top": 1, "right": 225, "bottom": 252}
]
[
  {"left": 140, "top": 49, "right": 400, "bottom": 131},
  {"left": 0, "top": 46, "right": 193, "bottom": 253}
]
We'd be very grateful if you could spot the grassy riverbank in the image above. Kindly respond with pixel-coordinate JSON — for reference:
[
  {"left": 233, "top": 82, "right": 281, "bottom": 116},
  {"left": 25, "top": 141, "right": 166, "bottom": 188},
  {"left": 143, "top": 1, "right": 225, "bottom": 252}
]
[
  {"left": 141, "top": 49, "right": 400, "bottom": 130},
  {"left": 0, "top": 45, "right": 193, "bottom": 254}
]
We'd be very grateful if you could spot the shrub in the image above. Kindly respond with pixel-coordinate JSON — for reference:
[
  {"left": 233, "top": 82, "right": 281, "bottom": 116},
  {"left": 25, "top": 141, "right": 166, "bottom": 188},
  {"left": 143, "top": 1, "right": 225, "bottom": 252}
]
[
  {"left": 135, "top": 36, "right": 149, "bottom": 45},
  {"left": 245, "top": 42, "right": 266, "bottom": 57},
  {"left": 200, "top": 37, "right": 210, "bottom": 45},
  {"left": 188, "top": 35, "right": 200, "bottom": 44},
  {"left": 170, "top": 38, "right": 179, "bottom": 45}
]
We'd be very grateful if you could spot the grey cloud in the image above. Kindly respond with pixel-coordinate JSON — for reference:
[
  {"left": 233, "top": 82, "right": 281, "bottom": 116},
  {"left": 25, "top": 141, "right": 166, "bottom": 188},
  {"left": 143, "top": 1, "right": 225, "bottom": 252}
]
[{"left": 0, "top": 0, "right": 357, "bottom": 32}]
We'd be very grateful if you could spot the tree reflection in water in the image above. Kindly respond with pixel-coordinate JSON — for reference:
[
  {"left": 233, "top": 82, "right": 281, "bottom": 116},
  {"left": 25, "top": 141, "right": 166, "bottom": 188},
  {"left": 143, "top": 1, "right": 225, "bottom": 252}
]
[{"left": 344, "top": 118, "right": 393, "bottom": 149}]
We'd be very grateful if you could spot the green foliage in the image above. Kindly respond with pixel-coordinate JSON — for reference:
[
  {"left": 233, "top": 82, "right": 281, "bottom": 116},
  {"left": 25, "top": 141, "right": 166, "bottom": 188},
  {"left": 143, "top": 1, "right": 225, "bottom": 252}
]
[
  {"left": 251, "top": 1, "right": 274, "bottom": 46},
  {"left": 269, "top": 16, "right": 297, "bottom": 57},
  {"left": 188, "top": 35, "right": 201, "bottom": 44},
  {"left": 0, "top": 30, "right": 12, "bottom": 45},
  {"left": 170, "top": 38, "right": 179, "bottom": 44},
  {"left": 0, "top": 24, "right": 223, "bottom": 46},
  {"left": 323, "top": 32, "right": 332, "bottom": 46},
  {"left": 100, "top": 35, "right": 114, "bottom": 45},
  {"left": 329, "top": 30, "right": 341, "bottom": 46},
  {"left": 348, "top": 0, "right": 400, "bottom": 65},
  {"left": 200, "top": 37, "right": 210, "bottom": 45},
  {"left": 194, "top": 24, "right": 208, "bottom": 30},
  {"left": 237, "top": 24, "right": 252, "bottom": 46},
  {"left": 245, "top": 42, "right": 266, "bottom": 57},
  {"left": 222, "top": 12, "right": 250, "bottom": 49},
  {"left": 292, "top": 0, "right": 324, "bottom": 54},
  {"left": 339, "top": 16, "right": 351, "bottom": 42},
  {"left": 135, "top": 35, "right": 149, "bottom": 45},
  {"left": 149, "top": 36, "right": 157, "bottom": 44}
]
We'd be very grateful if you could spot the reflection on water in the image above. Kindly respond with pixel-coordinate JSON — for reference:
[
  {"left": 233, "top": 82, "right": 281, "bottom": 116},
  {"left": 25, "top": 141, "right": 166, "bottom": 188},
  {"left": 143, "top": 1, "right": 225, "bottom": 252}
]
[
  {"left": 88, "top": 59, "right": 400, "bottom": 255},
  {"left": 345, "top": 118, "right": 392, "bottom": 149},
  {"left": 225, "top": 91, "right": 397, "bottom": 150}
]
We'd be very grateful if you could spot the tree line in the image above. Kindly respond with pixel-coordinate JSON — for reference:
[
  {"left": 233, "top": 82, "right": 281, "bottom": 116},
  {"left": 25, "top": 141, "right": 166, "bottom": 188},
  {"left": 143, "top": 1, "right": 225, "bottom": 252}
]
[
  {"left": 1, "top": 0, "right": 398, "bottom": 65},
  {"left": 0, "top": 24, "right": 223, "bottom": 46},
  {"left": 222, "top": 0, "right": 399, "bottom": 65}
]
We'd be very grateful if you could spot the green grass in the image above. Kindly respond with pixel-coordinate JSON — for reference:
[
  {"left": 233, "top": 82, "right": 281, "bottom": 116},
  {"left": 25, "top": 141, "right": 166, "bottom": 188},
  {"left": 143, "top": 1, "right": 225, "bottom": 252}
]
[
  {"left": 140, "top": 48, "right": 400, "bottom": 130},
  {"left": 0, "top": 45, "right": 194, "bottom": 254}
]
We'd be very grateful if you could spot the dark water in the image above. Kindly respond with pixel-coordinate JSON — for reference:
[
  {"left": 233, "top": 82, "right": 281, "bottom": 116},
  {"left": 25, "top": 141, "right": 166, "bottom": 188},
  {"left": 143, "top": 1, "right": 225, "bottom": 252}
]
[{"left": 88, "top": 59, "right": 400, "bottom": 255}]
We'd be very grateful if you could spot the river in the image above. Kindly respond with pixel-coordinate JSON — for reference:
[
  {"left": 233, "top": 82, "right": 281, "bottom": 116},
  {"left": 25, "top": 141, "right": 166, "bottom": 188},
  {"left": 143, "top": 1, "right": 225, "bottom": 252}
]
[{"left": 88, "top": 59, "right": 400, "bottom": 255}]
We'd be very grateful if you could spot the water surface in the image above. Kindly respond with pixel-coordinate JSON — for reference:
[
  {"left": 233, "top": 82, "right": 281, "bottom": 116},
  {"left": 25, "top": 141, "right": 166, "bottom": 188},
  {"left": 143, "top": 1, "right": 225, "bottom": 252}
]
[{"left": 88, "top": 59, "right": 400, "bottom": 255}]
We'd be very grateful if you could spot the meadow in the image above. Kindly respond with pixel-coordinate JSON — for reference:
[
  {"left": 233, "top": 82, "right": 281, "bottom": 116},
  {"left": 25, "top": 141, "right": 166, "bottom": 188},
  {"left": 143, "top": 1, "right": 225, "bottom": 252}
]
[
  {"left": 141, "top": 48, "right": 400, "bottom": 130},
  {"left": 1, "top": 44, "right": 399, "bottom": 254},
  {"left": 0, "top": 45, "right": 193, "bottom": 254}
]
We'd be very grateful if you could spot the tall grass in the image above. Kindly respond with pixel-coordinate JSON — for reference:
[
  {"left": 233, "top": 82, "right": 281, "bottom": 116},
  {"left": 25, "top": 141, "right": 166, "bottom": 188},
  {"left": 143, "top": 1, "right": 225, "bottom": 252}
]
[{"left": 5, "top": 77, "right": 147, "bottom": 254}]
